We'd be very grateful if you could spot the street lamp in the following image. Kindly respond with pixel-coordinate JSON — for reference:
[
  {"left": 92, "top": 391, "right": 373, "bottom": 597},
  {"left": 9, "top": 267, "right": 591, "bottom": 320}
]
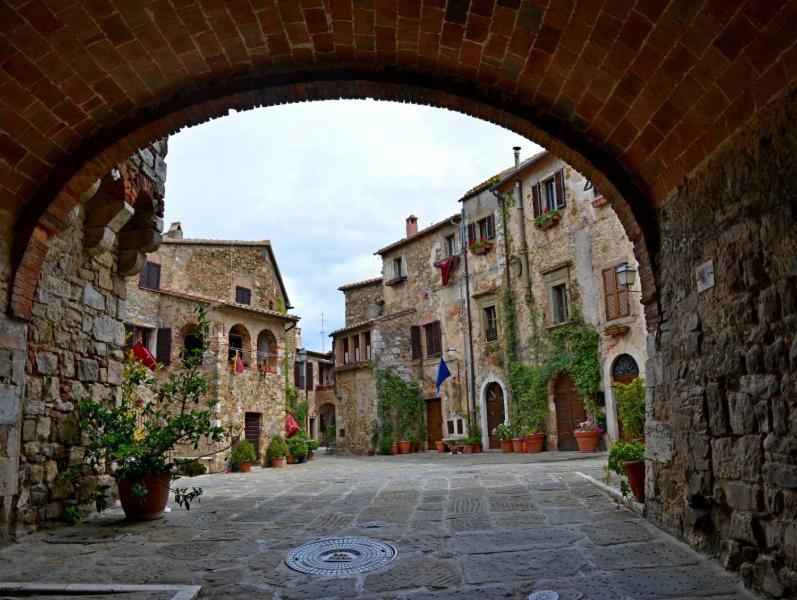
[{"left": 615, "top": 262, "right": 638, "bottom": 291}]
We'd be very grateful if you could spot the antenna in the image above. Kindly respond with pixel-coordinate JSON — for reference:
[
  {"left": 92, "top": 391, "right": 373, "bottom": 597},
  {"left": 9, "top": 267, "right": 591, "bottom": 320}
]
[{"left": 320, "top": 312, "right": 325, "bottom": 353}]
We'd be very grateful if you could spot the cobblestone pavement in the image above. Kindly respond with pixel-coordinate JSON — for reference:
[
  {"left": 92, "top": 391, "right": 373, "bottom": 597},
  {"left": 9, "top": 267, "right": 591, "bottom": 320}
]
[{"left": 0, "top": 452, "right": 757, "bottom": 599}]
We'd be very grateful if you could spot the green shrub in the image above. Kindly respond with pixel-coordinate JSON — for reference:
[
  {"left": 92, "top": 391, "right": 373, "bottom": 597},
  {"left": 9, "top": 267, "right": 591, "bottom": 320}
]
[
  {"left": 288, "top": 435, "right": 309, "bottom": 460},
  {"left": 615, "top": 377, "right": 645, "bottom": 438},
  {"left": 308, "top": 439, "right": 319, "bottom": 451},
  {"left": 176, "top": 459, "right": 207, "bottom": 477},
  {"left": 231, "top": 439, "right": 257, "bottom": 465},
  {"left": 266, "top": 435, "right": 288, "bottom": 460},
  {"left": 607, "top": 439, "right": 645, "bottom": 498}
]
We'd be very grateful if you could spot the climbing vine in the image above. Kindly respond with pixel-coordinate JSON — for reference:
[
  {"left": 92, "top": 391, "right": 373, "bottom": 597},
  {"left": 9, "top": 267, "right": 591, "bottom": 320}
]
[{"left": 374, "top": 368, "right": 426, "bottom": 451}]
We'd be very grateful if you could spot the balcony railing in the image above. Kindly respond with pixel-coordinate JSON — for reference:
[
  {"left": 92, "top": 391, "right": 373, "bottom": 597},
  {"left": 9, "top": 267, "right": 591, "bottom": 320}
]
[{"left": 228, "top": 349, "right": 280, "bottom": 373}]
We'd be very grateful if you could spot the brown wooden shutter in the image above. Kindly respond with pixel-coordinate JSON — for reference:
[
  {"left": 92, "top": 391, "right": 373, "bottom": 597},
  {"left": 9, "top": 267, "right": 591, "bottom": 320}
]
[
  {"left": 467, "top": 222, "right": 476, "bottom": 243},
  {"left": 426, "top": 321, "right": 442, "bottom": 356},
  {"left": 410, "top": 326, "right": 422, "bottom": 359},
  {"left": 532, "top": 182, "right": 541, "bottom": 217},
  {"left": 618, "top": 282, "right": 630, "bottom": 317},
  {"left": 307, "top": 362, "right": 314, "bottom": 390},
  {"left": 555, "top": 169, "right": 566, "bottom": 208},
  {"left": 486, "top": 214, "right": 495, "bottom": 239},
  {"left": 156, "top": 328, "right": 171, "bottom": 365},
  {"left": 294, "top": 361, "right": 301, "bottom": 389},
  {"left": 602, "top": 267, "right": 619, "bottom": 321}
]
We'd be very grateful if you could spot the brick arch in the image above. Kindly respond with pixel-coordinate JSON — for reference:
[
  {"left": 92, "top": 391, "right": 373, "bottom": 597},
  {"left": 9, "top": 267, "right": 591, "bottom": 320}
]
[{"left": 10, "top": 75, "right": 658, "bottom": 322}]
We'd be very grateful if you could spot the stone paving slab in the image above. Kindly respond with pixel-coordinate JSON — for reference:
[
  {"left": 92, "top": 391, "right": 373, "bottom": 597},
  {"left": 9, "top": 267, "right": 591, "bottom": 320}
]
[{"left": 0, "top": 452, "right": 759, "bottom": 599}]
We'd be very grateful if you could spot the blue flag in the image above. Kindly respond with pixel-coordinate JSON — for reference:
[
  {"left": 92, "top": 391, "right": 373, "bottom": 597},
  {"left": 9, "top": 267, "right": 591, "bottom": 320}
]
[{"left": 435, "top": 358, "right": 452, "bottom": 394}]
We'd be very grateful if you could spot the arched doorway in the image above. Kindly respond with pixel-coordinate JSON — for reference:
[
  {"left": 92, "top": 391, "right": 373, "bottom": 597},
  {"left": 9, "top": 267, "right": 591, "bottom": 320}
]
[
  {"left": 612, "top": 354, "right": 640, "bottom": 440},
  {"left": 554, "top": 374, "right": 586, "bottom": 451},
  {"left": 228, "top": 324, "right": 251, "bottom": 367},
  {"left": 256, "top": 329, "right": 278, "bottom": 372},
  {"left": 318, "top": 402, "right": 336, "bottom": 448},
  {"left": 484, "top": 382, "right": 505, "bottom": 450}
]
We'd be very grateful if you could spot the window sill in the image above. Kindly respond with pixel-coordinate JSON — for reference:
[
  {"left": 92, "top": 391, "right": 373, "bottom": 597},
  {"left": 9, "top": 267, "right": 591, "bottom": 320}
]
[
  {"left": 535, "top": 213, "right": 561, "bottom": 230},
  {"left": 604, "top": 324, "right": 631, "bottom": 337},
  {"left": 385, "top": 276, "right": 407, "bottom": 286},
  {"left": 468, "top": 242, "right": 494, "bottom": 255},
  {"left": 545, "top": 320, "right": 570, "bottom": 331}
]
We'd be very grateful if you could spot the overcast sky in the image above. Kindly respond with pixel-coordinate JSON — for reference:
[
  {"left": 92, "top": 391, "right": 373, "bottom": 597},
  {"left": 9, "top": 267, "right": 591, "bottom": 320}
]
[{"left": 164, "top": 100, "right": 541, "bottom": 351}]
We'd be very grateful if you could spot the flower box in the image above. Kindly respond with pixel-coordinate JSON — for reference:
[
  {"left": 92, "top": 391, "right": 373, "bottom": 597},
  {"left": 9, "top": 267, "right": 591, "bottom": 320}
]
[
  {"left": 468, "top": 240, "right": 493, "bottom": 255},
  {"left": 604, "top": 324, "right": 631, "bottom": 337},
  {"left": 535, "top": 212, "right": 561, "bottom": 230},
  {"left": 591, "top": 195, "right": 608, "bottom": 208}
]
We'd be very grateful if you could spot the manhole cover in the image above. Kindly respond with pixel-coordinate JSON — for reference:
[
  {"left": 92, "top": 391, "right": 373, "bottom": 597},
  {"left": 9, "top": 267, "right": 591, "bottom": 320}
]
[
  {"left": 529, "top": 592, "right": 559, "bottom": 600},
  {"left": 285, "top": 537, "right": 397, "bottom": 576}
]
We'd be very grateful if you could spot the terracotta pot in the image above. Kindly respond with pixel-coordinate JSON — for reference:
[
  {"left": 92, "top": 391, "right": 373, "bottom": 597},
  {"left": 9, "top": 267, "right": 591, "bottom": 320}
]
[
  {"left": 391, "top": 443, "right": 398, "bottom": 455},
  {"left": 621, "top": 460, "right": 646, "bottom": 503},
  {"left": 117, "top": 473, "right": 171, "bottom": 521},
  {"left": 287, "top": 455, "right": 296, "bottom": 464},
  {"left": 525, "top": 433, "right": 545, "bottom": 453},
  {"left": 307, "top": 451, "right": 314, "bottom": 461},
  {"left": 512, "top": 438, "right": 525, "bottom": 453},
  {"left": 368, "top": 448, "right": 375, "bottom": 456},
  {"left": 270, "top": 457, "right": 286, "bottom": 468},
  {"left": 463, "top": 444, "right": 474, "bottom": 454},
  {"left": 237, "top": 462, "right": 252, "bottom": 473},
  {"left": 574, "top": 430, "right": 602, "bottom": 452},
  {"left": 435, "top": 440, "right": 446, "bottom": 453},
  {"left": 474, "top": 444, "right": 482, "bottom": 453},
  {"left": 451, "top": 446, "right": 460, "bottom": 454},
  {"left": 500, "top": 439, "right": 513, "bottom": 453},
  {"left": 398, "top": 440, "right": 412, "bottom": 454}
]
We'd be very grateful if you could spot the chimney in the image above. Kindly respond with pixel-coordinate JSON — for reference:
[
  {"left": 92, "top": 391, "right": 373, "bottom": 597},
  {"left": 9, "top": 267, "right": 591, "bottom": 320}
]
[
  {"left": 165, "top": 221, "right": 183, "bottom": 239},
  {"left": 406, "top": 215, "right": 418, "bottom": 238},
  {"left": 513, "top": 146, "right": 521, "bottom": 168}
]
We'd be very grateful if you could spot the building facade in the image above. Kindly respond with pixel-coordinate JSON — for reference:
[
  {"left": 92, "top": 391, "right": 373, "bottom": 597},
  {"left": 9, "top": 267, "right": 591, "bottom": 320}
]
[{"left": 125, "top": 223, "right": 299, "bottom": 471}]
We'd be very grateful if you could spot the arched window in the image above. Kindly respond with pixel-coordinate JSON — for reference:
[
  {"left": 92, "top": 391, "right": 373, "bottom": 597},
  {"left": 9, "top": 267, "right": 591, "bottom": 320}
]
[
  {"left": 180, "top": 324, "right": 204, "bottom": 365},
  {"left": 612, "top": 354, "right": 640, "bottom": 384},
  {"left": 228, "top": 324, "right": 251, "bottom": 367},
  {"left": 256, "top": 329, "right": 278, "bottom": 372}
]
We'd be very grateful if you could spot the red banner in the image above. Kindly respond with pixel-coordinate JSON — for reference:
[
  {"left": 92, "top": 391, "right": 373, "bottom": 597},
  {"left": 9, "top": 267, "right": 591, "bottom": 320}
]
[
  {"left": 132, "top": 342, "right": 157, "bottom": 370},
  {"left": 285, "top": 413, "right": 300, "bottom": 438}
]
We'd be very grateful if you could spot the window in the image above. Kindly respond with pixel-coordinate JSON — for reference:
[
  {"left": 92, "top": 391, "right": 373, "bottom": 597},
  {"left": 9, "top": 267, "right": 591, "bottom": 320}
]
[
  {"left": 444, "top": 234, "right": 456, "bottom": 257},
  {"left": 182, "top": 329, "right": 204, "bottom": 365},
  {"left": 156, "top": 328, "right": 171, "bottom": 365},
  {"left": 483, "top": 306, "right": 498, "bottom": 342},
  {"left": 531, "top": 169, "right": 566, "bottom": 217},
  {"left": 235, "top": 286, "right": 251, "bottom": 305},
  {"left": 467, "top": 214, "right": 495, "bottom": 243},
  {"left": 343, "top": 338, "right": 349, "bottom": 364},
  {"left": 294, "top": 361, "right": 305, "bottom": 390},
  {"left": 365, "top": 331, "right": 371, "bottom": 360},
  {"left": 424, "top": 321, "right": 442, "bottom": 357},
  {"left": 353, "top": 334, "right": 361, "bottom": 362},
  {"left": 410, "top": 325, "right": 422, "bottom": 359},
  {"left": 602, "top": 266, "right": 630, "bottom": 321},
  {"left": 139, "top": 261, "right": 160, "bottom": 290},
  {"left": 393, "top": 257, "right": 403, "bottom": 278},
  {"left": 125, "top": 324, "right": 153, "bottom": 350},
  {"left": 551, "top": 283, "right": 569, "bottom": 324}
]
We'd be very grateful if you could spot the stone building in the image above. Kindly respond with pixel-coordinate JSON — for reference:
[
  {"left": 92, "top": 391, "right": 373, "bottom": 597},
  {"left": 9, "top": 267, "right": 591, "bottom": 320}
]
[
  {"left": 125, "top": 223, "right": 299, "bottom": 471},
  {"left": 292, "top": 348, "right": 335, "bottom": 444},
  {"left": 463, "top": 149, "right": 647, "bottom": 450}
]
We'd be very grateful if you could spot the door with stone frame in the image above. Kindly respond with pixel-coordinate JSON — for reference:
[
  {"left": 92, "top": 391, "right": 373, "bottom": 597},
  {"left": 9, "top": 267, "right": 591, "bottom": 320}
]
[
  {"left": 485, "top": 383, "right": 505, "bottom": 450},
  {"left": 554, "top": 374, "right": 586, "bottom": 451},
  {"left": 426, "top": 398, "right": 443, "bottom": 445},
  {"left": 244, "top": 412, "right": 262, "bottom": 459}
]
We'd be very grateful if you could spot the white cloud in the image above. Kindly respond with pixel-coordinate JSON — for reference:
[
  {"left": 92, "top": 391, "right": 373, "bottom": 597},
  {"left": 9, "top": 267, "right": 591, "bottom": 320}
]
[{"left": 164, "top": 100, "right": 541, "bottom": 350}]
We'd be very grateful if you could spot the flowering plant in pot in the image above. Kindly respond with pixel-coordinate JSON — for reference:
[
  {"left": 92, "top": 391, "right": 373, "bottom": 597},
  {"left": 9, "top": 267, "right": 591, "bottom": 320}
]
[
  {"left": 533, "top": 208, "right": 561, "bottom": 229},
  {"left": 266, "top": 435, "right": 288, "bottom": 468},
  {"left": 231, "top": 439, "right": 257, "bottom": 473},
  {"left": 492, "top": 423, "right": 514, "bottom": 453},
  {"left": 574, "top": 420, "right": 604, "bottom": 452},
  {"left": 78, "top": 306, "right": 225, "bottom": 521},
  {"left": 608, "top": 439, "right": 646, "bottom": 502},
  {"left": 467, "top": 237, "right": 493, "bottom": 254},
  {"left": 287, "top": 435, "right": 309, "bottom": 463}
]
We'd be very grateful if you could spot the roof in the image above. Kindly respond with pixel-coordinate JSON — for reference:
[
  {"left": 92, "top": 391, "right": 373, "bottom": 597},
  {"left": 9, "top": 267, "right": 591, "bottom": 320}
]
[
  {"left": 337, "top": 277, "right": 383, "bottom": 292},
  {"left": 156, "top": 288, "right": 301, "bottom": 322},
  {"left": 160, "top": 237, "right": 293, "bottom": 309},
  {"left": 459, "top": 150, "right": 550, "bottom": 202},
  {"left": 329, "top": 317, "right": 375, "bottom": 337},
  {"left": 329, "top": 308, "right": 415, "bottom": 337},
  {"left": 374, "top": 214, "right": 461, "bottom": 256},
  {"left": 302, "top": 349, "right": 334, "bottom": 363}
]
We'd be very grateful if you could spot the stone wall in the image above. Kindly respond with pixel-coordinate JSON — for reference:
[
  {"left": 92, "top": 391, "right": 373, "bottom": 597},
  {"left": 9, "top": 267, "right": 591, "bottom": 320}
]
[
  {"left": 342, "top": 280, "right": 383, "bottom": 326},
  {"left": 646, "top": 87, "right": 797, "bottom": 598}
]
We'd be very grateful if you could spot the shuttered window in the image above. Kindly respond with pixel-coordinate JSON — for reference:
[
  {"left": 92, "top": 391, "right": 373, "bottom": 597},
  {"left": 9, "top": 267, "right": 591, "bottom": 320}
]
[
  {"left": 353, "top": 334, "right": 361, "bottom": 362},
  {"left": 467, "top": 222, "right": 477, "bottom": 243},
  {"left": 424, "top": 321, "right": 442, "bottom": 357},
  {"left": 603, "top": 267, "right": 630, "bottom": 321},
  {"left": 532, "top": 183, "right": 542, "bottom": 217},
  {"left": 307, "top": 362, "right": 314, "bottom": 390},
  {"left": 235, "top": 286, "right": 251, "bottom": 305},
  {"left": 533, "top": 169, "right": 566, "bottom": 216},
  {"left": 139, "top": 261, "right": 160, "bottom": 290},
  {"left": 156, "top": 328, "right": 171, "bottom": 365},
  {"left": 343, "top": 338, "right": 349, "bottom": 364},
  {"left": 554, "top": 169, "right": 566, "bottom": 209},
  {"left": 468, "top": 215, "right": 495, "bottom": 242},
  {"left": 484, "top": 306, "right": 498, "bottom": 342},
  {"left": 365, "top": 331, "right": 371, "bottom": 360},
  {"left": 294, "top": 360, "right": 302, "bottom": 388},
  {"left": 410, "top": 326, "right": 422, "bottom": 359}
]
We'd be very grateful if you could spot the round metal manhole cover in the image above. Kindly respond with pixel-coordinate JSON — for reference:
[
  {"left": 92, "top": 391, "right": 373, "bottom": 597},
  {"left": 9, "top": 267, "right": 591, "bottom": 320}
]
[
  {"left": 529, "top": 592, "right": 559, "bottom": 600},
  {"left": 286, "top": 537, "right": 398, "bottom": 576}
]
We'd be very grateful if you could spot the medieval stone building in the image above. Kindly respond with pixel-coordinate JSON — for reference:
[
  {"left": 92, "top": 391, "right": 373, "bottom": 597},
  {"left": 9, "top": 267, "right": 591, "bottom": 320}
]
[
  {"left": 125, "top": 222, "right": 299, "bottom": 471},
  {"left": 292, "top": 348, "right": 335, "bottom": 444}
]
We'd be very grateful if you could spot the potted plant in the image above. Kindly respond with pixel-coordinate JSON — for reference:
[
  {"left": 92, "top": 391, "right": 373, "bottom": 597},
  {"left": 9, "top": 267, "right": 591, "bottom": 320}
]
[
  {"left": 574, "top": 420, "right": 604, "bottom": 452},
  {"left": 492, "top": 423, "right": 514, "bottom": 453},
  {"left": 266, "top": 435, "right": 288, "bottom": 468},
  {"left": 608, "top": 439, "right": 646, "bottom": 502},
  {"left": 615, "top": 377, "right": 645, "bottom": 442},
  {"left": 534, "top": 208, "right": 561, "bottom": 230},
  {"left": 307, "top": 438, "right": 319, "bottom": 460},
  {"left": 523, "top": 405, "right": 547, "bottom": 453},
  {"left": 434, "top": 439, "right": 446, "bottom": 453},
  {"left": 511, "top": 422, "right": 525, "bottom": 453},
  {"left": 232, "top": 439, "right": 257, "bottom": 473},
  {"left": 78, "top": 306, "right": 225, "bottom": 521},
  {"left": 288, "top": 435, "right": 309, "bottom": 463},
  {"left": 468, "top": 237, "right": 494, "bottom": 255},
  {"left": 398, "top": 439, "right": 412, "bottom": 454}
]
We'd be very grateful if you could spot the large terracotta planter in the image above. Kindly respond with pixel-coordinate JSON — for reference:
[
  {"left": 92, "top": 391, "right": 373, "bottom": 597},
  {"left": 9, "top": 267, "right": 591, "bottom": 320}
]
[
  {"left": 525, "top": 433, "right": 545, "bottom": 453},
  {"left": 470, "top": 444, "right": 481, "bottom": 453},
  {"left": 463, "top": 444, "right": 474, "bottom": 454},
  {"left": 435, "top": 440, "right": 446, "bottom": 453},
  {"left": 398, "top": 440, "right": 412, "bottom": 454},
  {"left": 574, "top": 430, "right": 601, "bottom": 452},
  {"left": 391, "top": 443, "right": 398, "bottom": 455},
  {"left": 117, "top": 473, "right": 171, "bottom": 521},
  {"left": 621, "top": 460, "right": 646, "bottom": 503},
  {"left": 270, "top": 457, "right": 286, "bottom": 468},
  {"left": 237, "top": 462, "right": 252, "bottom": 473},
  {"left": 287, "top": 455, "right": 296, "bottom": 464},
  {"left": 512, "top": 438, "right": 525, "bottom": 453},
  {"left": 307, "top": 451, "right": 314, "bottom": 461},
  {"left": 500, "top": 439, "right": 513, "bottom": 453}
]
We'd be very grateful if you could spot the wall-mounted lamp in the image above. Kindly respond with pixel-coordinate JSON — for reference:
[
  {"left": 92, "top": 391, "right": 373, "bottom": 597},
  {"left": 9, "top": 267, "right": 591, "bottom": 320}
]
[{"left": 616, "top": 262, "right": 641, "bottom": 293}]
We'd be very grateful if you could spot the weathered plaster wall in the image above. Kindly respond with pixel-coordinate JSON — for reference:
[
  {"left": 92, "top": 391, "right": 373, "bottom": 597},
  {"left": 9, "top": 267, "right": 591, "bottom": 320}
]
[
  {"left": 646, "top": 88, "right": 797, "bottom": 598},
  {"left": 342, "top": 281, "right": 382, "bottom": 326}
]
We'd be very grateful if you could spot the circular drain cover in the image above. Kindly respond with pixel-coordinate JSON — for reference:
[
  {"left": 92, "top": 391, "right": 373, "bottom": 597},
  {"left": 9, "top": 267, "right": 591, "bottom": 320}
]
[
  {"left": 286, "top": 537, "right": 397, "bottom": 576},
  {"left": 529, "top": 592, "right": 559, "bottom": 600}
]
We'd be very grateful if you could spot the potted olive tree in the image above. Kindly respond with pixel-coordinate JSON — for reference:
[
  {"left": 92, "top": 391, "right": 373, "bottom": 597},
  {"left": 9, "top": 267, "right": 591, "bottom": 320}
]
[
  {"left": 266, "top": 435, "right": 288, "bottom": 468},
  {"left": 232, "top": 439, "right": 257, "bottom": 473},
  {"left": 79, "top": 306, "right": 225, "bottom": 521}
]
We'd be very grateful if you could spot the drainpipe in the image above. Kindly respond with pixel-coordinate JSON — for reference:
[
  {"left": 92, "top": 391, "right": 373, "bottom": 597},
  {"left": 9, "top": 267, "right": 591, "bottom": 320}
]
[
  {"left": 513, "top": 146, "right": 533, "bottom": 299},
  {"left": 460, "top": 206, "right": 476, "bottom": 430},
  {"left": 492, "top": 187, "right": 511, "bottom": 290}
]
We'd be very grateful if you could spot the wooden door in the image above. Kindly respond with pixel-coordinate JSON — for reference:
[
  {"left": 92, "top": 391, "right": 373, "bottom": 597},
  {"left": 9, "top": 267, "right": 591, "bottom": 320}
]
[
  {"left": 244, "top": 412, "right": 261, "bottom": 457},
  {"left": 485, "top": 383, "right": 505, "bottom": 449},
  {"left": 426, "top": 399, "right": 443, "bottom": 444},
  {"left": 554, "top": 374, "right": 586, "bottom": 451}
]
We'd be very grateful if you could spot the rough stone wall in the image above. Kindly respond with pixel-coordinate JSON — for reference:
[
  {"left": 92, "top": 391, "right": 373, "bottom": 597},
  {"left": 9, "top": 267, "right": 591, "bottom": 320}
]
[
  {"left": 646, "top": 87, "right": 797, "bottom": 598},
  {"left": 343, "top": 281, "right": 383, "bottom": 326},
  {"left": 333, "top": 360, "right": 377, "bottom": 455}
]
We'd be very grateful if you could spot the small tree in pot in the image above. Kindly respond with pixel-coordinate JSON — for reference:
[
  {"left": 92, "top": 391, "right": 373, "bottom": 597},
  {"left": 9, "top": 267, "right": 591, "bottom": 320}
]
[
  {"left": 266, "top": 435, "right": 289, "bottom": 468},
  {"left": 608, "top": 439, "right": 646, "bottom": 502},
  {"left": 288, "top": 435, "right": 309, "bottom": 463},
  {"left": 231, "top": 439, "right": 257, "bottom": 473}
]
